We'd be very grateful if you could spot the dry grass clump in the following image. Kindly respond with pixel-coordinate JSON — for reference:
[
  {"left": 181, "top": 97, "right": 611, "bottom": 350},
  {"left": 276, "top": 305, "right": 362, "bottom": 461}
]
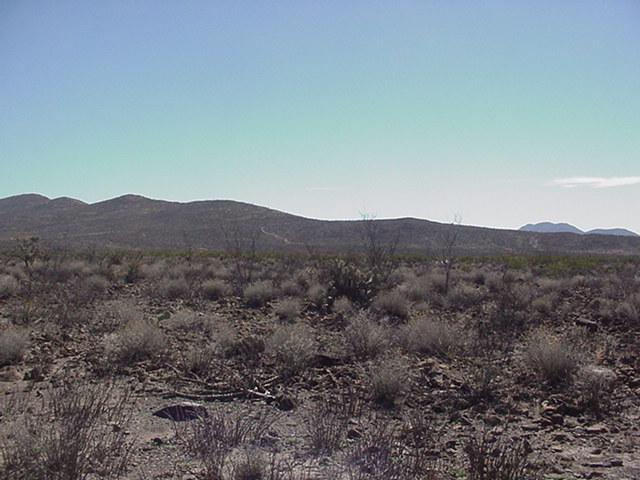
[
  {"left": 243, "top": 280, "right": 277, "bottom": 308},
  {"left": 157, "top": 275, "right": 190, "bottom": 300},
  {"left": 274, "top": 297, "right": 302, "bottom": 323},
  {"left": 401, "top": 317, "right": 459, "bottom": 357},
  {"left": 0, "top": 327, "right": 30, "bottom": 366},
  {"left": 0, "top": 274, "right": 19, "bottom": 299},
  {"left": 201, "top": 279, "right": 232, "bottom": 301},
  {"left": 344, "top": 311, "right": 390, "bottom": 360},
  {"left": 371, "top": 289, "right": 409, "bottom": 320},
  {"left": 267, "top": 324, "right": 316, "bottom": 378},
  {"left": 183, "top": 345, "right": 217, "bottom": 378},
  {"left": 104, "top": 318, "right": 166, "bottom": 366},
  {"left": 369, "top": 357, "right": 409, "bottom": 407},
  {"left": 524, "top": 329, "right": 580, "bottom": 386}
]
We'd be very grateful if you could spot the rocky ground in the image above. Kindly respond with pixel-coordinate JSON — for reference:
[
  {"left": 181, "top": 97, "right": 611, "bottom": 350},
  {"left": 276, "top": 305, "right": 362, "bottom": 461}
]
[{"left": 0, "top": 251, "right": 639, "bottom": 479}]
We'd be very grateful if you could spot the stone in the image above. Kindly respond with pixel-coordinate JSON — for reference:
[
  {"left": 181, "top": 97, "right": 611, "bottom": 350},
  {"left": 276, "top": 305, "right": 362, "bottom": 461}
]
[
  {"left": 584, "top": 423, "right": 608, "bottom": 435},
  {"left": 153, "top": 402, "right": 207, "bottom": 421}
]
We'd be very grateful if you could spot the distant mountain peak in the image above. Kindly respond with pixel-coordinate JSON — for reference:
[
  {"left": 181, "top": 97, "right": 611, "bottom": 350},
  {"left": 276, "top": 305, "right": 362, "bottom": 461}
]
[
  {"left": 520, "top": 222, "right": 583, "bottom": 235},
  {"left": 520, "top": 222, "right": 638, "bottom": 237}
]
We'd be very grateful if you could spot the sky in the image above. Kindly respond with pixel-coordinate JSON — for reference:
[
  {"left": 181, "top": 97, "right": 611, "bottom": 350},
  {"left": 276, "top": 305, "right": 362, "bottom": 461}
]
[{"left": 1, "top": 1, "right": 639, "bottom": 232}]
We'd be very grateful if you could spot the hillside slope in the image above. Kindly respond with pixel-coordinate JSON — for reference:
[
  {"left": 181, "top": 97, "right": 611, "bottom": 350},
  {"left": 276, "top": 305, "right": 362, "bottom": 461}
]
[{"left": 1, "top": 194, "right": 639, "bottom": 255}]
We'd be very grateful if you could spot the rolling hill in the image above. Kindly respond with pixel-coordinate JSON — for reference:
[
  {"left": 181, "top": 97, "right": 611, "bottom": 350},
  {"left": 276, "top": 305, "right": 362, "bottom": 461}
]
[{"left": 1, "top": 194, "right": 639, "bottom": 256}]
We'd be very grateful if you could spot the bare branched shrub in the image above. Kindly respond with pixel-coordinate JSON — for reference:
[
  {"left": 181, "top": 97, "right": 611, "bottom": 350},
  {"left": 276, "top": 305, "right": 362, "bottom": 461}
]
[
  {"left": 179, "top": 408, "right": 276, "bottom": 480},
  {"left": 305, "top": 392, "right": 362, "bottom": 454},
  {"left": 274, "top": 297, "right": 302, "bottom": 323},
  {"left": 201, "top": 279, "right": 232, "bottom": 301},
  {"left": 344, "top": 311, "right": 389, "bottom": 360},
  {"left": 244, "top": 280, "right": 277, "bottom": 308},
  {"left": 401, "top": 317, "right": 458, "bottom": 357},
  {"left": 371, "top": 289, "right": 409, "bottom": 320},
  {"left": 104, "top": 318, "right": 166, "bottom": 366},
  {"left": 524, "top": 329, "right": 580, "bottom": 386},
  {"left": 0, "top": 382, "right": 134, "bottom": 480},
  {"left": 369, "top": 357, "right": 409, "bottom": 407},
  {"left": 465, "top": 430, "right": 541, "bottom": 480},
  {"left": 0, "top": 274, "right": 19, "bottom": 299},
  {"left": 0, "top": 327, "right": 29, "bottom": 366},
  {"left": 267, "top": 324, "right": 316, "bottom": 378},
  {"left": 343, "top": 419, "right": 433, "bottom": 480}
]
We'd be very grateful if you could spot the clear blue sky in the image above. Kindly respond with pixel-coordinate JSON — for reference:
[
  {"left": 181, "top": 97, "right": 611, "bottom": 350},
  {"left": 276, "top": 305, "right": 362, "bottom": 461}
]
[{"left": 2, "top": 1, "right": 639, "bottom": 232}]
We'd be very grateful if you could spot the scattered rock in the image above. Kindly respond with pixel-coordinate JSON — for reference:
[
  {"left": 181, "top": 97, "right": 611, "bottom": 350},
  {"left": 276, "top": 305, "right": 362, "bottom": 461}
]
[{"left": 0, "top": 366, "right": 21, "bottom": 382}]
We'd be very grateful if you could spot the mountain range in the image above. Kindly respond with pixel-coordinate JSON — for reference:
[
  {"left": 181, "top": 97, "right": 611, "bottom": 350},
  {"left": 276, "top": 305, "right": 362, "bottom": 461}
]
[
  {"left": 1, "top": 193, "right": 639, "bottom": 256},
  {"left": 520, "top": 222, "right": 638, "bottom": 237}
]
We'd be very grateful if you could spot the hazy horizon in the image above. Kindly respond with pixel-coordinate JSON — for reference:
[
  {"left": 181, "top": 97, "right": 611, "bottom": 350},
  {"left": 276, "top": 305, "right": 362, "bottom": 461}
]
[{"left": 2, "top": 1, "right": 639, "bottom": 232}]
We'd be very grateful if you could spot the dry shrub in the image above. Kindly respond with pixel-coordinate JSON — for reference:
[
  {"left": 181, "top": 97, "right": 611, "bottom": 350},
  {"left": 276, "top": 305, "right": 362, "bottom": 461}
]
[
  {"left": 104, "top": 318, "right": 166, "bottom": 366},
  {"left": 281, "top": 279, "right": 304, "bottom": 297},
  {"left": 465, "top": 430, "right": 541, "bottom": 480},
  {"left": 333, "top": 296, "right": 355, "bottom": 318},
  {"left": 344, "top": 311, "right": 389, "bottom": 360},
  {"left": 306, "top": 283, "right": 327, "bottom": 309},
  {"left": 446, "top": 284, "right": 483, "bottom": 310},
  {"left": 85, "top": 274, "right": 109, "bottom": 296},
  {"left": 401, "top": 317, "right": 458, "bottom": 357},
  {"left": 0, "top": 382, "right": 134, "bottom": 480},
  {"left": 157, "top": 275, "right": 190, "bottom": 300},
  {"left": 274, "top": 297, "right": 302, "bottom": 323},
  {"left": 267, "top": 324, "right": 316, "bottom": 378},
  {"left": 201, "top": 279, "right": 232, "bottom": 301},
  {"left": 577, "top": 365, "right": 615, "bottom": 417},
  {"left": 0, "top": 327, "right": 29, "bottom": 366},
  {"left": 402, "top": 275, "right": 430, "bottom": 302},
  {"left": 531, "top": 294, "right": 556, "bottom": 316},
  {"left": 615, "top": 297, "right": 639, "bottom": 322},
  {"left": 168, "top": 309, "right": 205, "bottom": 331},
  {"left": 244, "top": 280, "right": 277, "bottom": 308},
  {"left": 372, "top": 289, "right": 409, "bottom": 320},
  {"left": 524, "top": 329, "right": 580, "bottom": 386},
  {"left": 369, "top": 357, "right": 409, "bottom": 407},
  {"left": 0, "top": 274, "right": 19, "bottom": 299},
  {"left": 219, "top": 327, "right": 265, "bottom": 361}
]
